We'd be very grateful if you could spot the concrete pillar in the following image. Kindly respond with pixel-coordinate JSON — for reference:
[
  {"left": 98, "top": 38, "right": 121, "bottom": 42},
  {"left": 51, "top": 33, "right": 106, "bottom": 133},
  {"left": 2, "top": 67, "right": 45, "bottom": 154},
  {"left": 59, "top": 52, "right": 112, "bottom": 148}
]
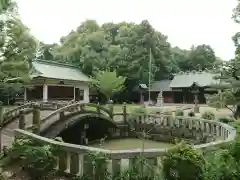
[
  {"left": 43, "top": 84, "right": 48, "bottom": 102},
  {"left": 84, "top": 87, "right": 89, "bottom": 103},
  {"left": 73, "top": 87, "right": 76, "bottom": 101},
  {"left": 24, "top": 87, "right": 27, "bottom": 101}
]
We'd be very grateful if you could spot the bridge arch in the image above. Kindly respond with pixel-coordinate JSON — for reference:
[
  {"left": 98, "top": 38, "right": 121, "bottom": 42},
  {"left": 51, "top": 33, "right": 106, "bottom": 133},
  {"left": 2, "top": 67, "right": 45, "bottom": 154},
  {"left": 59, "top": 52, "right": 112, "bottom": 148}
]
[{"left": 41, "top": 112, "right": 118, "bottom": 145}]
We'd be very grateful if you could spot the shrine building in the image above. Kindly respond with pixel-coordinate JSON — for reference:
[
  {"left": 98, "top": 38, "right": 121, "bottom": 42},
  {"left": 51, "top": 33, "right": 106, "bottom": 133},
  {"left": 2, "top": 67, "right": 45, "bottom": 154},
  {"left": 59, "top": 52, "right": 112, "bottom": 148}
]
[
  {"left": 20, "top": 60, "right": 91, "bottom": 103},
  {"left": 150, "top": 71, "right": 219, "bottom": 104}
]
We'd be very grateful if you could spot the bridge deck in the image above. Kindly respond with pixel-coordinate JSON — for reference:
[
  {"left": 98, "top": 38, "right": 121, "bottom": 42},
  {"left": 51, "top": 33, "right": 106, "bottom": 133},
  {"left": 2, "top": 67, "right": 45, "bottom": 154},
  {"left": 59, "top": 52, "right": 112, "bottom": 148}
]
[
  {"left": 1, "top": 109, "right": 126, "bottom": 149},
  {"left": 2, "top": 110, "right": 53, "bottom": 148}
]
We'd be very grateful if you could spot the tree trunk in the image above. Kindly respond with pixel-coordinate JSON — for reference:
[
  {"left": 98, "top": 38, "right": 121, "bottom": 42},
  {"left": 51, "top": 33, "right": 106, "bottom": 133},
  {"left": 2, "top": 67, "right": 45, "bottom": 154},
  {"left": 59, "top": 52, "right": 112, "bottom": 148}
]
[{"left": 234, "top": 105, "right": 240, "bottom": 119}]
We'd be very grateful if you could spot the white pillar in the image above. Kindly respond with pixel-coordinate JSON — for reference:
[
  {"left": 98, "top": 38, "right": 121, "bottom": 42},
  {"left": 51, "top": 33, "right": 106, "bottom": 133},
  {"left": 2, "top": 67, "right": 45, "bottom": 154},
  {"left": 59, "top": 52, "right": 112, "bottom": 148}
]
[
  {"left": 73, "top": 87, "right": 76, "bottom": 101},
  {"left": 84, "top": 87, "right": 89, "bottom": 103},
  {"left": 43, "top": 84, "right": 48, "bottom": 102},
  {"left": 24, "top": 87, "right": 27, "bottom": 102}
]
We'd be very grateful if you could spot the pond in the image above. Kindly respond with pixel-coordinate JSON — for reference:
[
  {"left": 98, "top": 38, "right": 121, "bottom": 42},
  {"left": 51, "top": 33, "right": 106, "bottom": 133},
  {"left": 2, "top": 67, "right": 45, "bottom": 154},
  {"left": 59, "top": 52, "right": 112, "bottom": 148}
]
[{"left": 90, "top": 138, "right": 173, "bottom": 150}]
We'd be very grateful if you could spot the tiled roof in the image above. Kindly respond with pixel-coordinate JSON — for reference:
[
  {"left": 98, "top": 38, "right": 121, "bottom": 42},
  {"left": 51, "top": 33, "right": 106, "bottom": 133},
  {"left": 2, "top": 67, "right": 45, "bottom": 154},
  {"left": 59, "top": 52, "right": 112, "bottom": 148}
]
[
  {"left": 31, "top": 60, "right": 91, "bottom": 82},
  {"left": 150, "top": 80, "right": 171, "bottom": 92},
  {"left": 170, "top": 71, "right": 219, "bottom": 88}
]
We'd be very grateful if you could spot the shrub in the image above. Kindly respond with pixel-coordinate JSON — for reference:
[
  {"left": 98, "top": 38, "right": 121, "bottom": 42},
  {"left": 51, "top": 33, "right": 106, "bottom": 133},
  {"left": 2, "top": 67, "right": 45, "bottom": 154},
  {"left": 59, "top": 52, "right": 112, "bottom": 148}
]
[
  {"left": 201, "top": 111, "right": 215, "bottom": 120},
  {"left": 175, "top": 109, "right": 184, "bottom": 116},
  {"left": 218, "top": 116, "right": 234, "bottom": 124},
  {"left": 188, "top": 111, "right": 195, "bottom": 117},
  {"left": 162, "top": 141, "right": 205, "bottom": 180},
  {"left": 10, "top": 138, "right": 58, "bottom": 179},
  {"left": 205, "top": 149, "right": 238, "bottom": 180}
]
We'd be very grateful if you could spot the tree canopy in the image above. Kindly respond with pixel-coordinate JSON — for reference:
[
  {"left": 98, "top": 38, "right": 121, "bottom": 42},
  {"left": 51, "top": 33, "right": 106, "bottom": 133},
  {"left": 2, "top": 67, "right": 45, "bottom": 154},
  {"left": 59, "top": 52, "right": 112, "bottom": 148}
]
[
  {"left": 0, "top": 0, "right": 37, "bottom": 83},
  {"left": 206, "top": 0, "right": 240, "bottom": 118},
  {"left": 47, "top": 20, "right": 220, "bottom": 84}
]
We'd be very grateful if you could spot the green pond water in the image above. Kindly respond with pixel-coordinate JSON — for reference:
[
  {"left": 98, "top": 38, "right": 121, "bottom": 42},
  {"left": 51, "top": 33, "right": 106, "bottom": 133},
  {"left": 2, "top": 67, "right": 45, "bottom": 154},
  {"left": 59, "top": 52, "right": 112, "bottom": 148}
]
[{"left": 90, "top": 138, "right": 173, "bottom": 150}]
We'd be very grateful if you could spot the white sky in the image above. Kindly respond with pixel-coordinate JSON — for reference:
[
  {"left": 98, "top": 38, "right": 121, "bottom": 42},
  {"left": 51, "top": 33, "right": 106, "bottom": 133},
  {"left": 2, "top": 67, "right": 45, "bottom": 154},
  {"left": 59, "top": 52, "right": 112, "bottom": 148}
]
[{"left": 16, "top": 0, "right": 239, "bottom": 60}]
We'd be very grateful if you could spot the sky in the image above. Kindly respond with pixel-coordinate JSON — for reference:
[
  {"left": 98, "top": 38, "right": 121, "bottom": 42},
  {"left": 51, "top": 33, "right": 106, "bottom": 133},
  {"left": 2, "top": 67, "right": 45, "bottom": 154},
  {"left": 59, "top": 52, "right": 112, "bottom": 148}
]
[{"left": 16, "top": 0, "right": 239, "bottom": 60}]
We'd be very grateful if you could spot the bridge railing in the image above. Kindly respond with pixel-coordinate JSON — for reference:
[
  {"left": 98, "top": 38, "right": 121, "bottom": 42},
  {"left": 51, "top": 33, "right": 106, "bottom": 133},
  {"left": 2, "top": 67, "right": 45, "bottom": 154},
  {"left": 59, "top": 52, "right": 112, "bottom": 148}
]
[
  {"left": 14, "top": 113, "right": 236, "bottom": 178},
  {"left": 0, "top": 101, "right": 236, "bottom": 178},
  {"left": 39, "top": 102, "right": 112, "bottom": 128},
  {"left": 0, "top": 101, "right": 66, "bottom": 128}
]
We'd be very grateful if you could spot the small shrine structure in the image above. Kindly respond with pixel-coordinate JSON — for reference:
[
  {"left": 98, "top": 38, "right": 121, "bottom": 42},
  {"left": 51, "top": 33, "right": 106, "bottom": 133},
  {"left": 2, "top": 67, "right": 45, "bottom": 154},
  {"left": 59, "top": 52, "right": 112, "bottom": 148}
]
[{"left": 12, "top": 60, "right": 91, "bottom": 103}]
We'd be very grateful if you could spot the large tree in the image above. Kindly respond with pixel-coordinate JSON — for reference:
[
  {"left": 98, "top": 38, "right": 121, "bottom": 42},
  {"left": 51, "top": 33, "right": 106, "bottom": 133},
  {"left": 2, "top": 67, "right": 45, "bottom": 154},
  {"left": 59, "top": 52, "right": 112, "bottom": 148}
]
[
  {"left": 206, "top": 0, "right": 240, "bottom": 118},
  {"left": 53, "top": 20, "right": 173, "bottom": 82},
  {"left": 0, "top": 0, "right": 37, "bottom": 82},
  {"left": 0, "top": 0, "right": 37, "bottom": 104}
]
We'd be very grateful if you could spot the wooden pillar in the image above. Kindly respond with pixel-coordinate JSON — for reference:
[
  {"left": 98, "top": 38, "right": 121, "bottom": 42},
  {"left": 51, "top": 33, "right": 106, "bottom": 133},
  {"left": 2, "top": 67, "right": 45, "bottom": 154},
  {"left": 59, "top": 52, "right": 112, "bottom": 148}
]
[{"left": 43, "top": 84, "right": 48, "bottom": 102}]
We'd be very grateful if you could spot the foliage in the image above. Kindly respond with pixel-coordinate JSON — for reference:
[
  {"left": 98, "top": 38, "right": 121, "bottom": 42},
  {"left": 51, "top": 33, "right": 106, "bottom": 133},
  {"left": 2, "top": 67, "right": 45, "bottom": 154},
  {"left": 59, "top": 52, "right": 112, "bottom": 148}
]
[
  {"left": 0, "top": 3, "right": 37, "bottom": 83},
  {"left": 175, "top": 109, "right": 184, "bottom": 116},
  {"left": 51, "top": 20, "right": 219, "bottom": 84},
  {"left": 188, "top": 111, "right": 195, "bottom": 117},
  {"left": 85, "top": 152, "right": 110, "bottom": 180},
  {"left": 162, "top": 141, "right": 205, "bottom": 180},
  {"left": 207, "top": 0, "right": 240, "bottom": 118},
  {"left": 217, "top": 116, "right": 234, "bottom": 124},
  {"left": 10, "top": 138, "right": 58, "bottom": 179},
  {"left": 201, "top": 111, "right": 215, "bottom": 120},
  {"left": 92, "top": 71, "right": 126, "bottom": 101},
  {"left": 204, "top": 149, "right": 239, "bottom": 180}
]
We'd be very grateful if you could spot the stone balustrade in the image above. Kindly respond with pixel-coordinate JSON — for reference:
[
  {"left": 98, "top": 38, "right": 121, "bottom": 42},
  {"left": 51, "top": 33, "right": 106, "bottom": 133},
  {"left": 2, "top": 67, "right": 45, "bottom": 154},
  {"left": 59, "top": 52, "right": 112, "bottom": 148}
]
[{"left": 0, "top": 102, "right": 236, "bottom": 178}]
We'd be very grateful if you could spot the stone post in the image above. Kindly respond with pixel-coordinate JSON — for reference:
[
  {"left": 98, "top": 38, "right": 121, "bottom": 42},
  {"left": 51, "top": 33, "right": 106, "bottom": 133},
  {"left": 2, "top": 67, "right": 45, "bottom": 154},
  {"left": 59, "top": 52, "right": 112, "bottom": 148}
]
[
  {"left": 194, "top": 93, "right": 200, "bottom": 113},
  {"left": 108, "top": 100, "right": 114, "bottom": 119},
  {"left": 0, "top": 101, "right": 3, "bottom": 153},
  {"left": 123, "top": 102, "right": 127, "bottom": 123},
  {"left": 32, "top": 103, "right": 41, "bottom": 134},
  {"left": 19, "top": 110, "right": 26, "bottom": 130}
]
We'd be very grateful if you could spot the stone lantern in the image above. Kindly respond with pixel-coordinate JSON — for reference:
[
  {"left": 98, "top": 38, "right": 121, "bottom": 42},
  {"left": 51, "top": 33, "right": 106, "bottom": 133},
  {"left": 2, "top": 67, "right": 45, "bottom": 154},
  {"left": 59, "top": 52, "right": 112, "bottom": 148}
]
[{"left": 156, "top": 91, "right": 164, "bottom": 107}]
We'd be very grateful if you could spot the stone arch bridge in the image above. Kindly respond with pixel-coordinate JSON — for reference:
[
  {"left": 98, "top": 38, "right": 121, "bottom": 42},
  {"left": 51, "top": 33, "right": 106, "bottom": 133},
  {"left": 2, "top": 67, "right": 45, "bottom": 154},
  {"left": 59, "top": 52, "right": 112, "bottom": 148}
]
[{"left": 0, "top": 101, "right": 126, "bottom": 149}]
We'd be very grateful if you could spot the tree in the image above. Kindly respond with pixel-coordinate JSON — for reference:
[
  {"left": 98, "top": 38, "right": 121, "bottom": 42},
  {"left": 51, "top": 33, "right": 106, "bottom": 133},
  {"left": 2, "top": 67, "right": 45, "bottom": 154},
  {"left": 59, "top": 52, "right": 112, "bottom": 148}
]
[
  {"left": 0, "top": 0, "right": 37, "bottom": 82},
  {"left": 206, "top": 1, "right": 240, "bottom": 118},
  {"left": 92, "top": 71, "right": 125, "bottom": 102},
  {"left": 53, "top": 20, "right": 173, "bottom": 82},
  {"left": 171, "top": 45, "right": 218, "bottom": 72},
  {"left": 0, "top": 0, "right": 37, "bottom": 104}
]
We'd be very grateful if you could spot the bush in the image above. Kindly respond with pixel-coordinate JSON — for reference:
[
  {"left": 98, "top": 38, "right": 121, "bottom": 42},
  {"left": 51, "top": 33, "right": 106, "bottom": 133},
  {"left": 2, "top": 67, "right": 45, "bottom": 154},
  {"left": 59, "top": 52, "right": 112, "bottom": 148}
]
[
  {"left": 188, "top": 111, "right": 195, "bottom": 117},
  {"left": 218, "top": 116, "right": 234, "bottom": 124},
  {"left": 10, "top": 139, "right": 58, "bottom": 179},
  {"left": 205, "top": 149, "right": 239, "bottom": 180},
  {"left": 175, "top": 109, "right": 184, "bottom": 116},
  {"left": 162, "top": 141, "right": 205, "bottom": 180},
  {"left": 201, "top": 111, "right": 215, "bottom": 120}
]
